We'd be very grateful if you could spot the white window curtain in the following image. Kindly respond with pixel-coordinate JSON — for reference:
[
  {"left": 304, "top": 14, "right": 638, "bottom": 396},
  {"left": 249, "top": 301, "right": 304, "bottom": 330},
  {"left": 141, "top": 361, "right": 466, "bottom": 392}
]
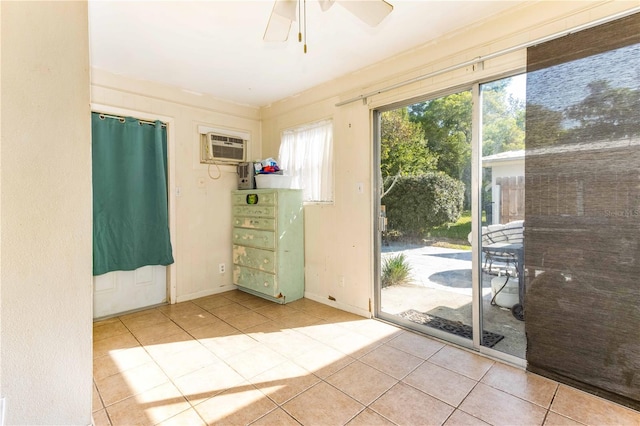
[{"left": 279, "top": 119, "right": 333, "bottom": 202}]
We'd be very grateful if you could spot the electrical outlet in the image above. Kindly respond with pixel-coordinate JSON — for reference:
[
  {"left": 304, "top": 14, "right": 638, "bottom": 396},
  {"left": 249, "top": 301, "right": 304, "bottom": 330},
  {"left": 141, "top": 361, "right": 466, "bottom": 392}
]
[{"left": 219, "top": 263, "right": 226, "bottom": 274}]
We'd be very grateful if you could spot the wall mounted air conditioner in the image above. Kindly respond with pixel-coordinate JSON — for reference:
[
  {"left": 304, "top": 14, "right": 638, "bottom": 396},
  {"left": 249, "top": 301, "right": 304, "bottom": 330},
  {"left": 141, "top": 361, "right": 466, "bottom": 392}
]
[{"left": 201, "top": 132, "right": 246, "bottom": 164}]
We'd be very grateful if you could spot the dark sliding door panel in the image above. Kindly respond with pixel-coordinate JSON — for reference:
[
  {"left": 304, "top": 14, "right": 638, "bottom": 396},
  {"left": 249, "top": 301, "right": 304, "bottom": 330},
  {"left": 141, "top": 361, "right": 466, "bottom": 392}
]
[{"left": 524, "top": 12, "right": 640, "bottom": 410}]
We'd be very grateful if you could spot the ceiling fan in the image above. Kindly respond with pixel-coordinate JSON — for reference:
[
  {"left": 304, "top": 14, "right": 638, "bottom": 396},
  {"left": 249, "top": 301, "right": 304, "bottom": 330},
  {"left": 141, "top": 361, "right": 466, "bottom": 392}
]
[{"left": 264, "top": 0, "right": 393, "bottom": 52}]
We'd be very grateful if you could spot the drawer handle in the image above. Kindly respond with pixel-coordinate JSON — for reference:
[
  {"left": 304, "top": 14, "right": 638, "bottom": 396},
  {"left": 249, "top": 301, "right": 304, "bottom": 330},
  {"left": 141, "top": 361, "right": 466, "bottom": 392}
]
[{"left": 264, "top": 281, "right": 269, "bottom": 287}]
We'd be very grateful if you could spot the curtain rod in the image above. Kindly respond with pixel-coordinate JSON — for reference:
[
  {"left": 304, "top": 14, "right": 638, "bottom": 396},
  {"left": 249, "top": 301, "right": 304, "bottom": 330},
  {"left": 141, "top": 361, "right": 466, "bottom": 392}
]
[
  {"left": 335, "top": 7, "right": 640, "bottom": 107},
  {"left": 97, "top": 113, "right": 167, "bottom": 128}
]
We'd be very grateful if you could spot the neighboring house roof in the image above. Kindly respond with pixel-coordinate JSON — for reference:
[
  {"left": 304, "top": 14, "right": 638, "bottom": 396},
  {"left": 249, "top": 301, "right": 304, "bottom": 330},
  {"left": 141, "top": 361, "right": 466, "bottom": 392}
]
[
  {"left": 482, "top": 149, "right": 524, "bottom": 166},
  {"left": 482, "top": 137, "right": 640, "bottom": 168}
]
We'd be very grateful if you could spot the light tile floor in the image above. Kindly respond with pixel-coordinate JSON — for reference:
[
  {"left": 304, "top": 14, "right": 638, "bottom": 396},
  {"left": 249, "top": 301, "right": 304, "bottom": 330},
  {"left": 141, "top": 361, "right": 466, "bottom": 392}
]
[{"left": 93, "top": 290, "right": 640, "bottom": 426}]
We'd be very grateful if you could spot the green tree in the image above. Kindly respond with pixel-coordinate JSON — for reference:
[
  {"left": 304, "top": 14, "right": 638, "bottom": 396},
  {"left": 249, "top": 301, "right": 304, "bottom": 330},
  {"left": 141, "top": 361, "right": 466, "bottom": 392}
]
[
  {"left": 409, "top": 91, "right": 472, "bottom": 181},
  {"left": 380, "top": 108, "right": 437, "bottom": 196},
  {"left": 384, "top": 172, "right": 464, "bottom": 238},
  {"left": 403, "top": 80, "right": 525, "bottom": 211},
  {"left": 565, "top": 80, "right": 640, "bottom": 142},
  {"left": 525, "top": 103, "right": 565, "bottom": 148},
  {"left": 482, "top": 83, "right": 525, "bottom": 155}
]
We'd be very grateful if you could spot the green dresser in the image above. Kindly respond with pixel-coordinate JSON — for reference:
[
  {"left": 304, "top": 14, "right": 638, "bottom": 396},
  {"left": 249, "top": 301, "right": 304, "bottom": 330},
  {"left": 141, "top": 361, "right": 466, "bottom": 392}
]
[{"left": 232, "top": 189, "right": 304, "bottom": 304}]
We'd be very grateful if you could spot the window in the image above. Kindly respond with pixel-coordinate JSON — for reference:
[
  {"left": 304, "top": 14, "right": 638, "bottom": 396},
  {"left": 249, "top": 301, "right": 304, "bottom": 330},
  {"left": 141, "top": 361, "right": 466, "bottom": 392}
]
[{"left": 278, "top": 119, "right": 333, "bottom": 203}]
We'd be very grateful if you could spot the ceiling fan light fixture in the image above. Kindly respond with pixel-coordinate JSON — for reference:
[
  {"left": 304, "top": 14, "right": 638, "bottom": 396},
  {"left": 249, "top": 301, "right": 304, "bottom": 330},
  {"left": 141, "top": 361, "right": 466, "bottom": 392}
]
[{"left": 263, "top": 0, "right": 393, "bottom": 47}]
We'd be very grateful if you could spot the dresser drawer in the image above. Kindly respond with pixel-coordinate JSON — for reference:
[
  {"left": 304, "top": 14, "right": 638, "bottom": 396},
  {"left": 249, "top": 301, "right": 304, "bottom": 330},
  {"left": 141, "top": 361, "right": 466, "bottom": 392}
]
[
  {"left": 233, "top": 216, "right": 276, "bottom": 231},
  {"left": 232, "top": 205, "right": 276, "bottom": 218},
  {"left": 231, "top": 189, "right": 304, "bottom": 304},
  {"left": 233, "top": 228, "right": 275, "bottom": 250},
  {"left": 233, "top": 245, "right": 276, "bottom": 274},
  {"left": 232, "top": 191, "right": 277, "bottom": 206},
  {"left": 233, "top": 265, "right": 277, "bottom": 295}
]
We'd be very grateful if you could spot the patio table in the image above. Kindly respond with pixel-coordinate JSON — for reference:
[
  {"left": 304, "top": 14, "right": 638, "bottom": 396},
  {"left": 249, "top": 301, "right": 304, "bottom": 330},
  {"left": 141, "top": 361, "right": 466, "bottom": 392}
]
[{"left": 483, "top": 242, "right": 524, "bottom": 320}]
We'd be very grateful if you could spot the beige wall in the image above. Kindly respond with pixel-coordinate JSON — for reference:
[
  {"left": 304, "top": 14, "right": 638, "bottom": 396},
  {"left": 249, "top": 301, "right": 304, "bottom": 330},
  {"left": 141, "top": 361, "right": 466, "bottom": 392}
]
[
  {"left": 1, "top": 2, "right": 93, "bottom": 424},
  {"left": 0, "top": 2, "right": 637, "bottom": 424},
  {"left": 260, "top": 1, "right": 640, "bottom": 315},
  {"left": 91, "top": 70, "right": 262, "bottom": 302},
  {"left": 88, "top": 2, "right": 638, "bottom": 315}
]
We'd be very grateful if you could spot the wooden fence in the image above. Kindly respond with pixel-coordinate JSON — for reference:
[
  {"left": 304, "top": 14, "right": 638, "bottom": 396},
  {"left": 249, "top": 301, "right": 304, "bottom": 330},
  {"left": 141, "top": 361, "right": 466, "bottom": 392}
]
[{"left": 497, "top": 176, "right": 524, "bottom": 223}]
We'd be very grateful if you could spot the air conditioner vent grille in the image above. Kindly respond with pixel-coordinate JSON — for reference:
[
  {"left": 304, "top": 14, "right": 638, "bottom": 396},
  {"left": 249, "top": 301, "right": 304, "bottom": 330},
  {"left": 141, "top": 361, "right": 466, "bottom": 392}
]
[
  {"left": 210, "top": 134, "right": 244, "bottom": 144},
  {"left": 212, "top": 144, "right": 244, "bottom": 161},
  {"left": 202, "top": 132, "right": 246, "bottom": 163}
]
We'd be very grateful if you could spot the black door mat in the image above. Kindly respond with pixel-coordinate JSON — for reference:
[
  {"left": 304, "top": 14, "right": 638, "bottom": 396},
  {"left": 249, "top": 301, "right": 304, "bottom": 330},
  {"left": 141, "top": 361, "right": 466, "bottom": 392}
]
[{"left": 397, "top": 309, "right": 504, "bottom": 348}]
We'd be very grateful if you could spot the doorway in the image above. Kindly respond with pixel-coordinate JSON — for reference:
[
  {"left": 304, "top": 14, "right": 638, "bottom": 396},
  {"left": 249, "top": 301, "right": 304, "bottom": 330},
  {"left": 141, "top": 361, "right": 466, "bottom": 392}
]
[
  {"left": 93, "top": 266, "right": 167, "bottom": 318},
  {"left": 91, "top": 107, "right": 176, "bottom": 319},
  {"left": 374, "top": 75, "right": 526, "bottom": 361}
]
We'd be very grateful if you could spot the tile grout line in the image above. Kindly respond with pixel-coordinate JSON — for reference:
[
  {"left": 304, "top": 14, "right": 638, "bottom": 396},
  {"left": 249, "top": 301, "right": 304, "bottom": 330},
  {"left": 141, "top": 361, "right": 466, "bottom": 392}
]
[
  {"left": 252, "top": 301, "right": 461, "bottom": 425},
  {"left": 241, "top": 302, "right": 403, "bottom": 425},
  {"left": 96, "top": 299, "right": 390, "bottom": 423},
  {"left": 345, "top": 350, "right": 433, "bottom": 425},
  {"left": 93, "top": 378, "right": 115, "bottom": 426},
  {"left": 98, "top": 299, "right": 240, "bottom": 423},
  {"left": 131, "top": 296, "right": 274, "bottom": 424},
  {"left": 540, "top": 384, "right": 562, "bottom": 426},
  {"left": 157, "top": 295, "right": 351, "bottom": 424},
  {"left": 454, "top": 380, "right": 488, "bottom": 425},
  {"left": 98, "top": 294, "right": 638, "bottom": 426}
]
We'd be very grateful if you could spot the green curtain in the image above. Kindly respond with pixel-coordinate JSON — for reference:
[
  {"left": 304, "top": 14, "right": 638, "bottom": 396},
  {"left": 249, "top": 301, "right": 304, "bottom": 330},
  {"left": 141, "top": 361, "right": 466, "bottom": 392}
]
[{"left": 92, "top": 113, "right": 174, "bottom": 276}]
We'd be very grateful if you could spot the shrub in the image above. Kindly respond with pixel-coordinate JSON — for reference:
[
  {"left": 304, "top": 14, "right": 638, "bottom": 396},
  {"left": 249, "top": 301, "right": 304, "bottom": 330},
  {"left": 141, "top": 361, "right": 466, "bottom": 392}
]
[
  {"left": 383, "top": 172, "right": 464, "bottom": 238},
  {"left": 382, "top": 253, "right": 412, "bottom": 288}
]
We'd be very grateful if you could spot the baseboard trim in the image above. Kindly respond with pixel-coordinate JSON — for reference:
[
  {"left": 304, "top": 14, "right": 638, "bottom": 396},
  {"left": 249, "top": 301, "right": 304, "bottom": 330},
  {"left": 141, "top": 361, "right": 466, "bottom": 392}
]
[
  {"left": 303, "top": 291, "right": 371, "bottom": 318},
  {"left": 176, "top": 285, "right": 238, "bottom": 303}
]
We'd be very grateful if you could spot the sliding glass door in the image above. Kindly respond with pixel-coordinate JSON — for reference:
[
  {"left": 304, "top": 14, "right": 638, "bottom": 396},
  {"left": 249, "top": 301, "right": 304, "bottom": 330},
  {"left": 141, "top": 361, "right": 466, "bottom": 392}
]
[
  {"left": 478, "top": 75, "right": 527, "bottom": 358},
  {"left": 375, "top": 75, "right": 526, "bottom": 360},
  {"left": 376, "top": 89, "right": 473, "bottom": 346}
]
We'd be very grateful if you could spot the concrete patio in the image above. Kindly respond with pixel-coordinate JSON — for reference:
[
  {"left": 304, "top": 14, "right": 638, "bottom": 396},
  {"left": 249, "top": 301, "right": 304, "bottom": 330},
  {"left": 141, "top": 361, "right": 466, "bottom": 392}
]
[{"left": 381, "top": 243, "right": 526, "bottom": 359}]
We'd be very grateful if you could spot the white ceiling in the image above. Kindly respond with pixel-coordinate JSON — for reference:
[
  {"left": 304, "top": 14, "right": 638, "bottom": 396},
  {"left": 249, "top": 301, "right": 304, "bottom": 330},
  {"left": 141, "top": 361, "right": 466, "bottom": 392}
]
[{"left": 88, "top": 1, "right": 524, "bottom": 108}]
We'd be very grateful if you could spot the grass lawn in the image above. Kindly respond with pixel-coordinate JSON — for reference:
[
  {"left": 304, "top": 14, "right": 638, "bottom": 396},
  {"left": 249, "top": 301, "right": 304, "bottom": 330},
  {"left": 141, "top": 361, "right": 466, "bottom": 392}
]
[
  {"left": 425, "top": 211, "right": 477, "bottom": 249},
  {"left": 384, "top": 211, "right": 486, "bottom": 250}
]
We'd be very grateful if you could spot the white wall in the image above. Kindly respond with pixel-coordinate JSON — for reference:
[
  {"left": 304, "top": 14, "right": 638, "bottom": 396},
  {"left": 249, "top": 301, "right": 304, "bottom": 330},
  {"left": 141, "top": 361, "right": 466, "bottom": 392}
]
[
  {"left": 260, "top": 1, "right": 639, "bottom": 316},
  {"left": 0, "top": 2, "right": 93, "bottom": 424},
  {"left": 91, "top": 70, "right": 262, "bottom": 302}
]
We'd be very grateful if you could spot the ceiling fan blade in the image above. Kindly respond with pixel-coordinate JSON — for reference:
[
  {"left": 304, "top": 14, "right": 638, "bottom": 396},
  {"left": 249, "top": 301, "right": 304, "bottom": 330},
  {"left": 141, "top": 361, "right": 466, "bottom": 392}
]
[
  {"left": 337, "top": 0, "right": 393, "bottom": 27},
  {"left": 264, "top": 0, "right": 297, "bottom": 42},
  {"left": 318, "top": 0, "right": 335, "bottom": 12},
  {"left": 273, "top": 0, "right": 298, "bottom": 21},
  {"left": 264, "top": 13, "right": 293, "bottom": 41}
]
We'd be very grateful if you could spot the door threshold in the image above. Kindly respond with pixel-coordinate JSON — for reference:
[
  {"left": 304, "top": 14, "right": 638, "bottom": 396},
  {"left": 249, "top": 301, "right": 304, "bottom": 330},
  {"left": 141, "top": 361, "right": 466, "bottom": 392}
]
[{"left": 93, "top": 301, "right": 169, "bottom": 322}]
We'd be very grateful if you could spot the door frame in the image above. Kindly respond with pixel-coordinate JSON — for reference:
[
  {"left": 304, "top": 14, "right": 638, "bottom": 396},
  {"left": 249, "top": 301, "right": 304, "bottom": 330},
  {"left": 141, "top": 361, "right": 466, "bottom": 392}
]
[
  {"left": 91, "top": 103, "right": 177, "bottom": 305},
  {"left": 371, "top": 83, "right": 525, "bottom": 366}
]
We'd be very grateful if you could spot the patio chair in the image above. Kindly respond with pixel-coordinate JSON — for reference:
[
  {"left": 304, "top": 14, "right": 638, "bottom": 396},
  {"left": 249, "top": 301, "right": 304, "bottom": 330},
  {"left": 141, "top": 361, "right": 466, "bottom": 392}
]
[
  {"left": 468, "top": 220, "right": 524, "bottom": 273},
  {"left": 470, "top": 220, "right": 526, "bottom": 321}
]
